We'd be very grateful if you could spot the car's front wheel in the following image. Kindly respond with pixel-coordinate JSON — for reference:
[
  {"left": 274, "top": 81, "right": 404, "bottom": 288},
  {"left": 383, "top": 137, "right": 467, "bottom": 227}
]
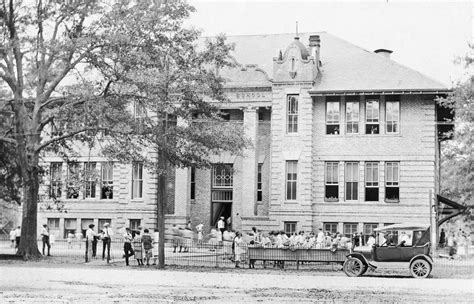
[
  {"left": 343, "top": 257, "right": 365, "bottom": 277},
  {"left": 410, "top": 258, "right": 432, "bottom": 278}
]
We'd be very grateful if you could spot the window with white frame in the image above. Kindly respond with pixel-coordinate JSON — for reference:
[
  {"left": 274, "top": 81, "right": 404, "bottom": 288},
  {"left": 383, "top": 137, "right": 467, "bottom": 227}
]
[
  {"left": 84, "top": 162, "right": 97, "bottom": 199},
  {"left": 286, "top": 161, "right": 297, "bottom": 200},
  {"left": 190, "top": 167, "right": 196, "bottom": 200},
  {"left": 365, "top": 99, "right": 380, "bottom": 134},
  {"left": 346, "top": 101, "right": 359, "bottom": 134},
  {"left": 345, "top": 162, "right": 359, "bottom": 201},
  {"left": 365, "top": 162, "right": 379, "bottom": 201},
  {"left": 66, "top": 162, "right": 80, "bottom": 199},
  {"left": 385, "top": 162, "right": 400, "bottom": 202},
  {"left": 386, "top": 101, "right": 400, "bottom": 134},
  {"left": 64, "top": 218, "right": 77, "bottom": 238},
  {"left": 134, "top": 100, "right": 145, "bottom": 119},
  {"left": 284, "top": 221, "right": 297, "bottom": 236},
  {"left": 326, "top": 100, "right": 340, "bottom": 134},
  {"left": 47, "top": 218, "right": 60, "bottom": 236},
  {"left": 287, "top": 95, "right": 298, "bottom": 133},
  {"left": 257, "top": 163, "right": 263, "bottom": 202},
  {"left": 363, "top": 223, "right": 379, "bottom": 243},
  {"left": 129, "top": 219, "right": 141, "bottom": 232},
  {"left": 49, "top": 162, "right": 62, "bottom": 199},
  {"left": 212, "top": 164, "right": 233, "bottom": 188},
  {"left": 131, "top": 162, "right": 143, "bottom": 199},
  {"left": 324, "top": 222, "right": 338, "bottom": 235},
  {"left": 343, "top": 222, "right": 358, "bottom": 238},
  {"left": 325, "top": 162, "right": 339, "bottom": 201},
  {"left": 101, "top": 162, "right": 114, "bottom": 199}
]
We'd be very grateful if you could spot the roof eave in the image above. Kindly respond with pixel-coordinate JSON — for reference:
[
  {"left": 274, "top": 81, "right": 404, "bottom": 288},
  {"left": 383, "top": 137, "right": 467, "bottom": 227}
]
[{"left": 309, "top": 88, "right": 452, "bottom": 96}]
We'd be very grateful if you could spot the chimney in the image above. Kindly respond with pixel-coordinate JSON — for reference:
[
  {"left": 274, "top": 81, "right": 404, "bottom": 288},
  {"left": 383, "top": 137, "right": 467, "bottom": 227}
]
[
  {"left": 374, "top": 48, "right": 393, "bottom": 59},
  {"left": 309, "top": 35, "right": 321, "bottom": 65}
]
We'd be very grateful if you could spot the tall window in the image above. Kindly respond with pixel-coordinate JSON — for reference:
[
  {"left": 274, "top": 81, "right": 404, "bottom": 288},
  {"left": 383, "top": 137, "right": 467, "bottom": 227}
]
[
  {"left": 345, "top": 162, "right": 359, "bottom": 201},
  {"left": 346, "top": 101, "right": 359, "bottom": 134},
  {"left": 326, "top": 101, "right": 340, "bottom": 134},
  {"left": 287, "top": 95, "right": 298, "bottom": 133},
  {"left": 81, "top": 219, "right": 94, "bottom": 237},
  {"left": 84, "top": 162, "right": 97, "bottom": 199},
  {"left": 190, "top": 167, "right": 196, "bottom": 200},
  {"left": 325, "top": 162, "right": 339, "bottom": 201},
  {"left": 363, "top": 223, "right": 379, "bottom": 243},
  {"left": 134, "top": 100, "right": 145, "bottom": 119},
  {"left": 343, "top": 223, "right": 358, "bottom": 238},
  {"left": 212, "top": 164, "right": 233, "bottom": 188},
  {"left": 284, "top": 221, "right": 297, "bottom": 236},
  {"left": 129, "top": 219, "right": 141, "bottom": 232},
  {"left": 257, "top": 163, "right": 263, "bottom": 202},
  {"left": 47, "top": 218, "right": 60, "bottom": 236},
  {"left": 98, "top": 219, "right": 111, "bottom": 232},
  {"left": 66, "top": 162, "right": 80, "bottom": 199},
  {"left": 49, "top": 162, "right": 62, "bottom": 199},
  {"left": 64, "top": 218, "right": 77, "bottom": 238},
  {"left": 101, "top": 162, "right": 114, "bottom": 199},
  {"left": 385, "top": 162, "right": 400, "bottom": 202},
  {"left": 285, "top": 161, "right": 297, "bottom": 200},
  {"left": 324, "top": 222, "right": 338, "bottom": 235},
  {"left": 386, "top": 101, "right": 400, "bottom": 134},
  {"left": 366, "top": 99, "right": 379, "bottom": 134},
  {"left": 131, "top": 162, "right": 143, "bottom": 199},
  {"left": 365, "top": 162, "right": 379, "bottom": 201}
]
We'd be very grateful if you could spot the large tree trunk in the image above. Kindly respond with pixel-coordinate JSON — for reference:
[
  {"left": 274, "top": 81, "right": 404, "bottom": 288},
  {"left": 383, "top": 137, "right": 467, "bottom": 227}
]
[
  {"left": 17, "top": 153, "right": 41, "bottom": 258},
  {"left": 156, "top": 150, "right": 167, "bottom": 268}
]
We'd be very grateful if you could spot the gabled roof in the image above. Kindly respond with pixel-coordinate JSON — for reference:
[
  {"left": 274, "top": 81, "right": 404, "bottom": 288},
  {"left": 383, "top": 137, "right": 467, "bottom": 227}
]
[{"left": 222, "top": 32, "right": 449, "bottom": 93}]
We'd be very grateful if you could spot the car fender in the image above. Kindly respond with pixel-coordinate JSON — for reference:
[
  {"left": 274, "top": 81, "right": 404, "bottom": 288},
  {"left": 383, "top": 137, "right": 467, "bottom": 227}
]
[
  {"left": 346, "top": 253, "right": 368, "bottom": 265},
  {"left": 409, "top": 254, "right": 433, "bottom": 266}
]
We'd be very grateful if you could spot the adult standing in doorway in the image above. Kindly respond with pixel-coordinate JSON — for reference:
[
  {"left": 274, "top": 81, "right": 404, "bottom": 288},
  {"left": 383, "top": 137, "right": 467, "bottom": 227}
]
[
  {"left": 102, "top": 223, "right": 114, "bottom": 263},
  {"left": 217, "top": 217, "right": 225, "bottom": 242},
  {"left": 85, "top": 224, "right": 97, "bottom": 263},
  {"left": 123, "top": 227, "right": 134, "bottom": 266},
  {"left": 40, "top": 224, "right": 51, "bottom": 256}
]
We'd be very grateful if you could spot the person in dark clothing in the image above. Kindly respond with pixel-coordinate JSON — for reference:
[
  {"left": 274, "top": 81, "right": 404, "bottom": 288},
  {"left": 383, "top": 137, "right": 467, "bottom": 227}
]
[
  {"left": 123, "top": 227, "right": 134, "bottom": 266},
  {"left": 439, "top": 228, "right": 446, "bottom": 248}
]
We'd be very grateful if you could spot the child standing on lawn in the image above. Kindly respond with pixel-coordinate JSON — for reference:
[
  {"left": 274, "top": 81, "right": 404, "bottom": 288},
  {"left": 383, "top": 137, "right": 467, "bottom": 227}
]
[{"left": 133, "top": 231, "right": 144, "bottom": 266}]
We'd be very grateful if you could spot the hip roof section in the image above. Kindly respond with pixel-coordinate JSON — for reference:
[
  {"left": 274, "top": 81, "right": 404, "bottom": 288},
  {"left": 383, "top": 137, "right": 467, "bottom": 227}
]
[{"left": 219, "top": 32, "right": 449, "bottom": 93}]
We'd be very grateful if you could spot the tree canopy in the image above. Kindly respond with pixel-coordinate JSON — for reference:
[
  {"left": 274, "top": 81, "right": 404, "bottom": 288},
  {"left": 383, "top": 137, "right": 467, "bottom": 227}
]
[
  {"left": 439, "top": 46, "right": 474, "bottom": 205},
  {"left": 0, "top": 0, "right": 249, "bottom": 258}
]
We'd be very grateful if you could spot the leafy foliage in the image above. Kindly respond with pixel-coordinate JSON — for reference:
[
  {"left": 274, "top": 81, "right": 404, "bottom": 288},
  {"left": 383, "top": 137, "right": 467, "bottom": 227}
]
[{"left": 439, "top": 46, "right": 474, "bottom": 204}]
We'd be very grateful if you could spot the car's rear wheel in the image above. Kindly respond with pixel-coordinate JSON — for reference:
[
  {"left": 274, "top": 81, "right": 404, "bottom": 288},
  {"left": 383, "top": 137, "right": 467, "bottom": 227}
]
[
  {"left": 343, "top": 257, "right": 365, "bottom": 277},
  {"left": 410, "top": 258, "right": 432, "bottom": 278}
]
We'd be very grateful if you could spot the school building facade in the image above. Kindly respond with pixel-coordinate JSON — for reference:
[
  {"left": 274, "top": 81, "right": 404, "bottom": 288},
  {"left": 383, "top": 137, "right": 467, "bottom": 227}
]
[{"left": 37, "top": 32, "right": 451, "bottom": 239}]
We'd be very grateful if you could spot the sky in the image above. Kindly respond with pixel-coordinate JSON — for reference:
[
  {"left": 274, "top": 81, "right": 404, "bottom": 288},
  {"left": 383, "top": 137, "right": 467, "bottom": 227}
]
[{"left": 186, "top": 0, "right": 472, "bottom": 87}]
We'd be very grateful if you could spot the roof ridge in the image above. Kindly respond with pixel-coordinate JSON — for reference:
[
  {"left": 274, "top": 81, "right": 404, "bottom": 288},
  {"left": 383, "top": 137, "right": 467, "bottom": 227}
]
[{"left": 201, "top": 31, "right": 327, "bottom": 39}]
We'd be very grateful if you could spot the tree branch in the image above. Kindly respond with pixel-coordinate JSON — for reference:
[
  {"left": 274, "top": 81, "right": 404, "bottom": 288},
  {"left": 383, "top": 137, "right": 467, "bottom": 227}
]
[
  {"left": 34, "top": 127, "right": 101, "bottom": 153},
  {"left": 0, "top": 136, "right": 17, "bottom": 146}
]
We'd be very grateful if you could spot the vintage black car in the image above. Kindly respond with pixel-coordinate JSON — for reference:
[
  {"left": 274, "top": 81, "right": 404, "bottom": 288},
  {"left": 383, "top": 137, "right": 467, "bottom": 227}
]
[{"left": 343, "top": 223, "right": 433, "bottom": 278}]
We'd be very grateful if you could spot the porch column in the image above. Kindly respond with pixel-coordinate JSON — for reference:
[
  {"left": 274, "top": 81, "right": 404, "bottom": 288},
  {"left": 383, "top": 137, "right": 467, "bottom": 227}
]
[{"left": 241, "top": 106, "right": 258, "bottom": 219}]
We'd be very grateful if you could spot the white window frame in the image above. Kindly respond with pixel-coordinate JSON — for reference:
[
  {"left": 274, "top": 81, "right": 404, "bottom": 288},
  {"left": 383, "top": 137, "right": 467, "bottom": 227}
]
[
  {"left": 325, "top": 162, "right": 339, "bottom": 201},
  {"left": 386, "top": 101, "right": 400, "bottom": 134},
  {"left": 365, "top": 99, "right": 380, "bottom": 134},
  {"left": 84, "top": 162, "right": 97, "bottom": 199},
  {"left": 345, "top": 162, "right": 359, "bottom": 201},
  {"left": 346, "top": 101, "right": 359, "bottom": 134},
  {"left": 287, "top": 95, "right": 298, "bottom": 133},
  {"left": 131, "top": 162, "right": 143, "bottom": 199},
  {"left": 212, "top": 164, "right": 233, "bottom": 188},
  {"left": 326, "top": 101, "right": 340, "bottom": 134},
  {"left": 101, "top": 162, "right": 114, "bottom": 200},
  {"left": 285, "top": 160, "right": 298, "bottom": 201},
  {"left": 49, "top": 162, "right": 62, "bottom": 199}
]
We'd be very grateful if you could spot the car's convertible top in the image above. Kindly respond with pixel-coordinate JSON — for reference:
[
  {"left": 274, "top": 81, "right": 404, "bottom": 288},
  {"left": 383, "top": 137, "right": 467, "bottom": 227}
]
[{"left": 374, "top": 223, "right": 430, "bottom": 232}]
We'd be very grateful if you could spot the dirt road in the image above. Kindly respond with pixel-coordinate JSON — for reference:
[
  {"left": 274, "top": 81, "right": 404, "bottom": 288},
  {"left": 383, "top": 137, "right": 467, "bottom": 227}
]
[{"left": 0, "top": 265, "right": 473, "bottom": 303}]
